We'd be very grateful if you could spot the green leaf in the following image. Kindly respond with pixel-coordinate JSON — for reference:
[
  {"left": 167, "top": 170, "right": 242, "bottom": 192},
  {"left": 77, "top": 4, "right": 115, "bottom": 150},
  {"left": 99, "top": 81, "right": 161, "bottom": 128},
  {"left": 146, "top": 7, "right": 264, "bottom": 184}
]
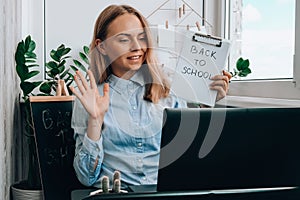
[
  {"left": 46, "top": 61, "right": 58, "bottom": 69},
  {"left": 20, "top": 81, "right": 42, "bottom": 96},
  {"left": 27, "top": 64, "right": 39, "bottom": 68},
  {"left": 15, "top": 50, "right": 25, "bottom": 65},
  {"left": 58, "top": 60, "right": 66, "bottom": 68},
  {"left": 62, "top": 47, "right": 71, "bottom": 56},
  {"left": 58, "top": 65, "right": 65, "bottom": 73},
  {"left": 70, "top": 65, "right": 78, "bottom": 72},
  {"left": 16, "top": 64, "right": 28, "bottom": 81},
  {"left": 25, "top": 71, "right": 40, "bottom": 80},
  {"left": 25, "top": 52, "right": 37, "bottom": 59},
  {"left": 61, "top": 55, "right": 71, "bottom": 60},
  {"left": 24, "top": 35, "right": 31, "bottom": 51},
  {"left": 79, "top": 52, "right": 89, "bottom": 65},
  {"left": 46, "top": 71, "right": 55, "bottom": 78},
  {"left": 50, "top": 68, "right": 60, "bottom": 76},
  {"left": 83, "top": 46, "right": 89, "bottom": 55},
  {"left": 73, "top": 59, "right": 87, "bottom": 72},
  {"left": 25, "top": 59, "right": 37, "bottom": 64},
  {"left": 56, "top": 45, "right": 66, "bottom": 59},
  {"left": 28, "top": 40, "right": 36, "bottom": 53},
  {"left": 236, "top": 57, "right": 244, "bottom": 71},
  {"left": 39, "top": 82, "right": 52, "bottom": 94},
  {"left": 239, "top": 68, "right": 252, "bottom": 77},
  {"left": 236, "top": 58, "right": 250, "bottom": 71},
  {"left": 50, "top": 50, "right": 60, "bottom": 62},
  {"left": 60, "top": 68, "right": 70, "bottom": 79}
]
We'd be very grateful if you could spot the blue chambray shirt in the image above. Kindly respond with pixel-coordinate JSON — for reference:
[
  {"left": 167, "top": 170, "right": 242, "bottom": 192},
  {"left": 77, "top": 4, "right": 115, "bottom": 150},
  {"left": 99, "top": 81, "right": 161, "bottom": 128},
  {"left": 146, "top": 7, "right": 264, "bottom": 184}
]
[{"left": 71, "top": 66, "right": 187, "bottom": 188}]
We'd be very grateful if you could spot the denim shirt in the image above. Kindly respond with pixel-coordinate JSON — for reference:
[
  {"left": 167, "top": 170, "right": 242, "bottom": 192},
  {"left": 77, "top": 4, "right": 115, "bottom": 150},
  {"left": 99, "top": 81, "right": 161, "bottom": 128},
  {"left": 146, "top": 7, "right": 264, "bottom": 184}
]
[{"left": 71, "top": 67, "right": 187, "bottom": 188}]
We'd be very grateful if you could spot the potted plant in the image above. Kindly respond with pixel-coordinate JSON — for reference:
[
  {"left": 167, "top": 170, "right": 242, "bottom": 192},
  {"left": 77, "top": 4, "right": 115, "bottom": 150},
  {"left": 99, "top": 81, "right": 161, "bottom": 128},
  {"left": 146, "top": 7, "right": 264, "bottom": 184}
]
[{"left": 12, "top": 35, "right": 88, "bottom": 200}]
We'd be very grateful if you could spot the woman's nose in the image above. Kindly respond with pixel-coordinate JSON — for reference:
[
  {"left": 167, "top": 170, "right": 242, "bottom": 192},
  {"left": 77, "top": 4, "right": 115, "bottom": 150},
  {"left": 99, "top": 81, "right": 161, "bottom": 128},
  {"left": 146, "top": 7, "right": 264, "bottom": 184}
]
[{"left": 130, "top": 39, "right": 141, "bottom": 51}]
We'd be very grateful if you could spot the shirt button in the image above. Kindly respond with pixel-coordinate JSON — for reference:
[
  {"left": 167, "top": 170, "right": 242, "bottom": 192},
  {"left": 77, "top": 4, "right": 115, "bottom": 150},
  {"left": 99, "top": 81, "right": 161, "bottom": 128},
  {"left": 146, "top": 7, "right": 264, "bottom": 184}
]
[
  {"left": 132, "top": 106, "right": 137, "bottom": 110},
  {"left": 137, "top": 142, "right": 142, "bottom": 147},
  {"left": 142, "top": 177, "right": 146, "bottom": 180},
  {"left": 138, "top": 158, "right": 142, "bottom": 162}
]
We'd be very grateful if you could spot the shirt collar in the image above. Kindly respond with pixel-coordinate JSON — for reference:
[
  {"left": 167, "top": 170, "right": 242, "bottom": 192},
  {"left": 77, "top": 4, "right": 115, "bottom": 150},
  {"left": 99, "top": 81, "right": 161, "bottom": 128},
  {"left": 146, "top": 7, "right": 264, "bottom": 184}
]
[{"left": 107, "top": 66, "right": 151, "bottom": 94}]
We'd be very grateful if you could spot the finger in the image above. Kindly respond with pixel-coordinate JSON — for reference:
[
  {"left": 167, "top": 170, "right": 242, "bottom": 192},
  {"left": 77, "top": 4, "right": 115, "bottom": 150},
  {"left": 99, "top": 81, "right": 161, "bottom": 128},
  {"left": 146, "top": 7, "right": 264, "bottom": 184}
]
[
  {"left": 210, "top": 79, "right": 227, "bottom": 88},
  {"left": 103, "top": 83, "right": 110, "bottom": 98},
  {"left": 76, "top": 70, "right": 89, "bottom": 90},
  {"left": 223, "top": 70, "right": 232, "bottom": 80},
  {"left": 88, "top": 70, "right": 97, "bottom": 89},
  {"left": 74, "top": 74, "right": 86, "bottom": 95},
  {"left": 69, "top": 86, "right": 83, "bottom": 100},
  {"left": 210, "top": 85, "right": 226, "bottom": 101}
]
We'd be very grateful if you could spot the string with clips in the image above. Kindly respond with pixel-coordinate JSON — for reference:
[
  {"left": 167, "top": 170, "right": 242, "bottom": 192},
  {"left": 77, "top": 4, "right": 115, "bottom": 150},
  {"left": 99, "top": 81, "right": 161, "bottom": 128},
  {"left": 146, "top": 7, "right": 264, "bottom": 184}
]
[{"left": 146, "top": 0, "right": 213, "bottom": 32}]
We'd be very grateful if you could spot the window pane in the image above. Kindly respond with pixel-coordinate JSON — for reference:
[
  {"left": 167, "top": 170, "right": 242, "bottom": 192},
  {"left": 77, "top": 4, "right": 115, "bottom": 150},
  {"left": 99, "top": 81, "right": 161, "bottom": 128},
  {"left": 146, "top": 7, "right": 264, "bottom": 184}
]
[{"left": 229, "top": 0, "right": 295, "bottom": 79}]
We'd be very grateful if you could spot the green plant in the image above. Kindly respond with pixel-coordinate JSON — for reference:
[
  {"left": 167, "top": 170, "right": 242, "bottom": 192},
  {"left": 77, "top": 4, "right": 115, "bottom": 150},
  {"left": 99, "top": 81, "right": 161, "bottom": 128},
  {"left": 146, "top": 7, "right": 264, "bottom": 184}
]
[
  {"left": 15, "top": 35, "right": 43, "bottom": 189},
  {"left": 43, "top": 44, "right": 74, "bottom": 95},
  {"left": 230, "top": 57, "right": 251, "bottom": 78},
  {"left": 15, "top": 35, "right": 89, "bottom": 189}
]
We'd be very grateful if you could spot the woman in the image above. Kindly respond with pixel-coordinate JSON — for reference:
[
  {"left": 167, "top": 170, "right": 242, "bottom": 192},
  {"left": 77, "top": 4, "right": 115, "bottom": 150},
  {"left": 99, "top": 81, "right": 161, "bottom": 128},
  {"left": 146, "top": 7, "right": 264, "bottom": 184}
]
[{"left": 70, "top": 4, "right": 231, "bottom": 188}]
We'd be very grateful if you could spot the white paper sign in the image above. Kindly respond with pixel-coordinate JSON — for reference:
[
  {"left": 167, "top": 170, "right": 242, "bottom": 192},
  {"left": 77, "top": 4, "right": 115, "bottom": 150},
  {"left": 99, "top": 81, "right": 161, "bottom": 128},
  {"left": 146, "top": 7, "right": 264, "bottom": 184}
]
[{"left": 171, "top": 31, "right": 231, "bottom": 107}]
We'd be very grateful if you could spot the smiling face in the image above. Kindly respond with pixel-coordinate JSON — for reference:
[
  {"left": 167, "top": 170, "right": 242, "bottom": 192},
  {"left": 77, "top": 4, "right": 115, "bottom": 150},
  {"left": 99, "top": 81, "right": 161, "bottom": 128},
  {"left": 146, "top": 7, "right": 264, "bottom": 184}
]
[{"left": 97, "top": 13, "right": 147, "bottom": 79}]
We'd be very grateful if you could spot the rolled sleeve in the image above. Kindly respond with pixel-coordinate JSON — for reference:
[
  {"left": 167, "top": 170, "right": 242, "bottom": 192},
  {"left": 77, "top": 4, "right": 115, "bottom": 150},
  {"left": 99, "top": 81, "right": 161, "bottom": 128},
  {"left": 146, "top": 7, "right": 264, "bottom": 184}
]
[{"left": 73, "top": 132, "right": 104, "bottom": 186}]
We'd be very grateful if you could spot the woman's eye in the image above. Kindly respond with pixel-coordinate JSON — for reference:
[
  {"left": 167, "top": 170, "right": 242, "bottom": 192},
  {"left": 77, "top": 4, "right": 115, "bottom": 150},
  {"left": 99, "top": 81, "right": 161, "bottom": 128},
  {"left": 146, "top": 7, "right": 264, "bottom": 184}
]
[
  {"left": 139, "top": 36, "right": 147, "bottom": 41},
  {"left": 119, "top": 39, "right": 129, "bottom": 43}
]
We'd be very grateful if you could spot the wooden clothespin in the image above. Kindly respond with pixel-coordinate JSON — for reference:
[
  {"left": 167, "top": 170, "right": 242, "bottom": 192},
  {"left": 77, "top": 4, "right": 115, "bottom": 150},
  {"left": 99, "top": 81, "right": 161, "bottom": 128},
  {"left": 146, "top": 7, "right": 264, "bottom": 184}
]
[
  {"left": 165, "top": 20, "right": 169, "bottom": 29},
  {"left": 182, "top": 4, "right": 185, "bottom": 15},
  {"left": 196, "top": 21, "right": 201, "bottom": 31},
  {"left": 187, "top": 24, "right": 190, "bottom": 30},
  {"left": 56, "top": 80, "right": 69, "bottom": 96},
  {"left": 179, "top": 7, "right": 182, "bottom": 18}
]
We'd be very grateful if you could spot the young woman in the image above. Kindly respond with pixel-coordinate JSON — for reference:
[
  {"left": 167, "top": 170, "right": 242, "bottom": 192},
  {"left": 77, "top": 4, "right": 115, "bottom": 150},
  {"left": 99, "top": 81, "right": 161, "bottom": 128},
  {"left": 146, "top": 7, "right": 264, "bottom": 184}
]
[{"left": 70, "top": 4, "right": 231, "bottom": 188}]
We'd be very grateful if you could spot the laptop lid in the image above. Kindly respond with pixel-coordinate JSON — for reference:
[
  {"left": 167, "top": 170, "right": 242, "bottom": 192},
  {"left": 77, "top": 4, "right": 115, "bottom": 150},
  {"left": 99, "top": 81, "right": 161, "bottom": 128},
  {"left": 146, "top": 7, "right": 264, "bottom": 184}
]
[{"left": 157, "top": 107, "right": 300, "bottom": 192}]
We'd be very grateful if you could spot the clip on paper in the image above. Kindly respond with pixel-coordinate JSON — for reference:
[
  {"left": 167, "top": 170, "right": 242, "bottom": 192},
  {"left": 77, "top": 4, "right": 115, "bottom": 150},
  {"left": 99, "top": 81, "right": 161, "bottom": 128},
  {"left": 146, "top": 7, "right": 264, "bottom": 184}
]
[{"left": 192, "top": 33, "right": 222, "bottom": 47}]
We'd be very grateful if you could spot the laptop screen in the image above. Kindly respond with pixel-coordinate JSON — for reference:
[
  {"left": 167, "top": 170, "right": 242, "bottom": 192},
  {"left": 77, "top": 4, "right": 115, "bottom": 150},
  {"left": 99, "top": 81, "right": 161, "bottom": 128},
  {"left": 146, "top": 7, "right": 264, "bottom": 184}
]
[{"left": 157, "top": 107, "right": 300, "bottom": 192}]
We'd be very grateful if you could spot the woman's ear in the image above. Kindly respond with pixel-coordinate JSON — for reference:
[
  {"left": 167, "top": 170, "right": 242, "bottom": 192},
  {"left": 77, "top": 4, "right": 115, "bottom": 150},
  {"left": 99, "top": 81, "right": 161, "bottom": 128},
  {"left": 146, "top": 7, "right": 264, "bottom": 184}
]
[{"left": 95, "top": 39, "right": 107, "bottom": 55}]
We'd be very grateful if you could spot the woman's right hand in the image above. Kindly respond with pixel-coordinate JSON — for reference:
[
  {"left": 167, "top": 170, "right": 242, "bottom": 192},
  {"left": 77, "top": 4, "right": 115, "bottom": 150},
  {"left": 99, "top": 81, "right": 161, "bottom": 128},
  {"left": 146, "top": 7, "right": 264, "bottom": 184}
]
[{"left": 70, "top": 70, "right": 110, "bottom": 121}]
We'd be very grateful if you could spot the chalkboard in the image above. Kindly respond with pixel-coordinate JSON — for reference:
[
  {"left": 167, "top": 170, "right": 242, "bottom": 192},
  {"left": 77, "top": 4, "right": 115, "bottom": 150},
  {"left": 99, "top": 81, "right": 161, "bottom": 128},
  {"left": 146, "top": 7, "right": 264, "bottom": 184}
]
[{"left": 30, "top": 96, "right": 85, "bottom": 200}]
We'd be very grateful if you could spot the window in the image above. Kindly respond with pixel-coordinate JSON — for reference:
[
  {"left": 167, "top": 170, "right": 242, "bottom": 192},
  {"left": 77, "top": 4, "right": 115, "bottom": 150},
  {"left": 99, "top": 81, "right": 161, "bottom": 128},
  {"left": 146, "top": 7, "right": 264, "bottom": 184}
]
[
  {"left": 204, "top": 0, "right": 300, "bottom": 104},
  {"left": 229, "top": 0, "right": 295, "bottom": 80}
]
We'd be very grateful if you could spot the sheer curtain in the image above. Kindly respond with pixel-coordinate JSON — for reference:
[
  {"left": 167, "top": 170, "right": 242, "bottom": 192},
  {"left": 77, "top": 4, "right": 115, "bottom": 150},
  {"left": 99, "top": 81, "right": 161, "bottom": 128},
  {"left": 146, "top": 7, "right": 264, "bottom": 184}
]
[{"left": 0, "top": 0, "right": 23, "bottom": 199}]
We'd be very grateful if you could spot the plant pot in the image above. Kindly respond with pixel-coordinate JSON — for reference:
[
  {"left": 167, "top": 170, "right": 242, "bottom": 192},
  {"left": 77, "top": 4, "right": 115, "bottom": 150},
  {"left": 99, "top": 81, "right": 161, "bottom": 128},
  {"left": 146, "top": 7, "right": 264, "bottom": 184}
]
[{"left": 11, "top": 180, "right": 43, "bottom": 200}]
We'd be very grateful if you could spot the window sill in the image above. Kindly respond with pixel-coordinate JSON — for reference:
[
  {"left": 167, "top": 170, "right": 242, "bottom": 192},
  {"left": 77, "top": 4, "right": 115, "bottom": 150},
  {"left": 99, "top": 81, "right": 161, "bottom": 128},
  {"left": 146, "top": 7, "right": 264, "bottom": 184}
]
[{"left": 216, "top": 95, "right": 300, "bottom": 108}]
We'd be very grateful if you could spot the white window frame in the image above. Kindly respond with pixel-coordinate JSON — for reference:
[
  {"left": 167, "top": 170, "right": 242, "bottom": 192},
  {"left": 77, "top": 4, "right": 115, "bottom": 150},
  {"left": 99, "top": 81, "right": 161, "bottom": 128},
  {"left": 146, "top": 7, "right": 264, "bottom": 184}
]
[{"left": 204, "top": 0, "right": 300, "bottom": 107}]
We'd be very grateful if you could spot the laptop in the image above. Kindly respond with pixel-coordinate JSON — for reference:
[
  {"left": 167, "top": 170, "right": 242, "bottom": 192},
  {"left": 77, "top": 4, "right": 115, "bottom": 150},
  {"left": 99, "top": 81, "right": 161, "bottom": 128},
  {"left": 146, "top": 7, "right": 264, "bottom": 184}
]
[
  {"left": 77, "top": 107, "right": 300, "bottom": 199},
  {"left": 157, "top": 107, "right": 300, "bottom": 192}
]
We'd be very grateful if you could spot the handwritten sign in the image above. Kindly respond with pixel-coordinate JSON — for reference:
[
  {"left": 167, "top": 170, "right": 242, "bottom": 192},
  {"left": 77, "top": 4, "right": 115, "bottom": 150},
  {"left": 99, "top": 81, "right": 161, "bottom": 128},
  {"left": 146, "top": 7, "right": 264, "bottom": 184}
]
[
  {"left": 171, "top": 31, "right": 231, "bottom": 106},
  {"left": 30, "top": 96, "right": 84, "bottom": 200}
]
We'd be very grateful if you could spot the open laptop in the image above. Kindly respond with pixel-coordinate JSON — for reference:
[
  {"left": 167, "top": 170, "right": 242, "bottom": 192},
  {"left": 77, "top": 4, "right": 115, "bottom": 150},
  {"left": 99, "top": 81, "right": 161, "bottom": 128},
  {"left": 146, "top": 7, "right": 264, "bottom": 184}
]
[
  {"left": 77, "top": 107, "right": 300, "bottom": 199},
  {"left": 157, "top": 107, "right": 300, "bottom": 192}
]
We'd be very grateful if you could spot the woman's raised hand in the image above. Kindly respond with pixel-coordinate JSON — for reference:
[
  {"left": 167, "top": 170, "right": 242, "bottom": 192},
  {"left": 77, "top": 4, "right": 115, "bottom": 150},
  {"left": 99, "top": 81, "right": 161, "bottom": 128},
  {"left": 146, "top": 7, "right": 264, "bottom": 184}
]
[{"left": 70, "top": 70, "right": 110, "bottom": 120}]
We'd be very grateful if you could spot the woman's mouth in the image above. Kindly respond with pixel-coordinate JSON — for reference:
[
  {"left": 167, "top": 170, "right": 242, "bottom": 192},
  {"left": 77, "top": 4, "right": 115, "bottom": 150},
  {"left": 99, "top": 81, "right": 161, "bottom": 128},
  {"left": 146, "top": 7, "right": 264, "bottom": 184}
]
[{"left": 127, "top": 55, "right": 141, "bottom": 60}]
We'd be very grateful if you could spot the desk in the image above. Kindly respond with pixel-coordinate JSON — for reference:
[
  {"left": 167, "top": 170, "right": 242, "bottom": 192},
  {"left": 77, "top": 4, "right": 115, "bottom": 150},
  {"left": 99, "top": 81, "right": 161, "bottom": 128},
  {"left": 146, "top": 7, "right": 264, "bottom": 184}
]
[{"left": 72, "top": 187, "right": 300, "bottom": 200}]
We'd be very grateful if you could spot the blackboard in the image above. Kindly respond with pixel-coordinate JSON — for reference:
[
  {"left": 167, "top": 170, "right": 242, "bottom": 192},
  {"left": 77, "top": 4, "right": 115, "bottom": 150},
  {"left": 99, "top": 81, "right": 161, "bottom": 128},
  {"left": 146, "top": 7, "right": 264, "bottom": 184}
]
[{"left": 30, "top": 96, "right": 85, "bottom": 200}]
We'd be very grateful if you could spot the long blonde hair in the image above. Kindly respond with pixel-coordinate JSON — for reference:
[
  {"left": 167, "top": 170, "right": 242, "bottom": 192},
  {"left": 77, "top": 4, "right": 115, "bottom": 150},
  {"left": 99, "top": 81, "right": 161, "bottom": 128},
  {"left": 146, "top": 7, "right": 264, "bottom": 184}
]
[{"left": 89, "top": 4, "right": 170, "bottom": 103}]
